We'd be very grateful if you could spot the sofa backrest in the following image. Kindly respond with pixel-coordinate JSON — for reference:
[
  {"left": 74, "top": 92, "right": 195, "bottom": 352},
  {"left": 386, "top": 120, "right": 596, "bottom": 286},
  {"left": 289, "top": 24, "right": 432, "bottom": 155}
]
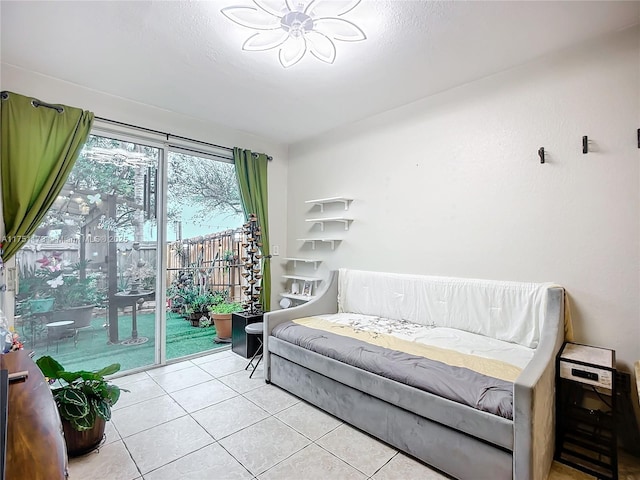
[{"left": 337, "top": 269, "right": 553, "bottom": 348}]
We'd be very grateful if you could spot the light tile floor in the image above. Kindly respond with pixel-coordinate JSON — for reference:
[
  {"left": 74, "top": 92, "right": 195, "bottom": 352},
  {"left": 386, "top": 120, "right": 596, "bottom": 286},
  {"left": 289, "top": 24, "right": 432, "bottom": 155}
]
[{"left": 69, "top": 349, "right": 640, "bottom": 480}]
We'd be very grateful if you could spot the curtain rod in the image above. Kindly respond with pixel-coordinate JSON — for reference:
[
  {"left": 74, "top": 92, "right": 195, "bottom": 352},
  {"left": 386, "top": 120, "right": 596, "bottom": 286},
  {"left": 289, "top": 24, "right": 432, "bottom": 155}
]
[
  {"left": 169, "top": 144, "right": 232, "bottom": 162},
  {"left": 95, "top": 116, "right": 273, "bottom": 161},
  {"left": 1, "top": 93, "right": 273, "bottom": 161}
]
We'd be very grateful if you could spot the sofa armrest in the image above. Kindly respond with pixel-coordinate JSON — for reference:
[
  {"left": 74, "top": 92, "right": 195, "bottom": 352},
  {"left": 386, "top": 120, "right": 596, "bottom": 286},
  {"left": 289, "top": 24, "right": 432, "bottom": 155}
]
[
  {"left": 513, "top": 287, "right": 565, "bottom": 480},
  {"left": 264, "top": 270, "right": 339, "bottom": 381}
]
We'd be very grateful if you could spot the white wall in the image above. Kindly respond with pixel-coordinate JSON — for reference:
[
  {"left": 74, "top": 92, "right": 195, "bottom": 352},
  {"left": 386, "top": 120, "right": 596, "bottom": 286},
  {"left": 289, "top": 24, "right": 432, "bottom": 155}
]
[
  {"left": 0, "top": 64, "right": 289, "bottom": 309},
  {"left": 288, "top": 27, "right": 640, "bottom": 374}
]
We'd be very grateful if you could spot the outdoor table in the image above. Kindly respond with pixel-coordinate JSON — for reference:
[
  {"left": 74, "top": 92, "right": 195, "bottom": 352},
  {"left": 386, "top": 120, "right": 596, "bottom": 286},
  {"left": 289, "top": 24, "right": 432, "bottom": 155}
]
[
  {"left": 45, "top": 320, "right": 75, "bottom": 352},
  {"left": 113, "top": 291, "right": 155, "bottom": 346}
]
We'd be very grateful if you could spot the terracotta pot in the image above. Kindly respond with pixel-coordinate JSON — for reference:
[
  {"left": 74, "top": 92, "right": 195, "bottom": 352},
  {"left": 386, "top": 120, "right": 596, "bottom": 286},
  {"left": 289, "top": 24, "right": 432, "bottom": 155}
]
[
  {"left": 211, "top": 313, "right": 232, "bottom": 339},
  {"left": 62, "top": 416, "right": 106, "bottom": 457}
]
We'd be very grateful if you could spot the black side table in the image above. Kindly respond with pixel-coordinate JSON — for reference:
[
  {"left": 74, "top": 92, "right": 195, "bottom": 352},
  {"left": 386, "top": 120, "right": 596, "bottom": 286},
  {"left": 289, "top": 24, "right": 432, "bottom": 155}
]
[
  {"left": 232, "top": 312, "right": 263, "bottom": 358},
  {"left": 555, "top": 342, "right": 617, "bottom": 480}
]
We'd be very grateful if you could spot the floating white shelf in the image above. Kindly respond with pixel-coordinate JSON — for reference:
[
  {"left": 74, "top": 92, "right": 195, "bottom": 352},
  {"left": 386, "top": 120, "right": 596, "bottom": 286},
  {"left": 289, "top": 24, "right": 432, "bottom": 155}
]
[
  {"left": 306, "top": 217, "right": 353, "bottom": 231},
  {"left": 297, "top": 238, "right": 341, "bottom": 250},
  {"left": 283, "top": 257, "right": 321, "bottom": 269},
  {"left": 305, "top": 196, "right": 352, "bottom": 212},
  {"left": 280, "top": 293, "right": 315, "bottom": 302},
  {"left": 282, "top": 275, "right": 322, "bottom": 282}
]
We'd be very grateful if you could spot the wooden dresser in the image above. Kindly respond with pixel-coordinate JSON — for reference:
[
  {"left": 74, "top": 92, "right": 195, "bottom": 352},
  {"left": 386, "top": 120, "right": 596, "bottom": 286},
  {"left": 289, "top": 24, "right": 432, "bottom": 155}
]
[{"left": 1, "top": 350, "right": 67, "bottom": 479}]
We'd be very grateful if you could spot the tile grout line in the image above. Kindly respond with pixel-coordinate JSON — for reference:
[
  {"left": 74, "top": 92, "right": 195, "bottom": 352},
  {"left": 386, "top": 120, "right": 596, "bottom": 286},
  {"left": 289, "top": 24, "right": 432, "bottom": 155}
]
[
  {"left": 118, "top": 434, "right": 145, "bottom": 480},
  {"left": 124, "top": 414, "right": 217, "bottom": 477},
  {"left": 253, "top": 440, "right": 316, "bottom": 478},
  {"left": 369, "top": 451, "right": 400, "bottom": 478},
  {"left": 213, "top": 425, "right": 265, "bottom": 479},
  {"left": 187, "top": 393, "right": 272, "bottom": 443},
  {"left": 137, "top": 440, "right": 219, "bottom": 479},
  {"left": 312, "top": 433, "right": 381, "bottom": 477}
]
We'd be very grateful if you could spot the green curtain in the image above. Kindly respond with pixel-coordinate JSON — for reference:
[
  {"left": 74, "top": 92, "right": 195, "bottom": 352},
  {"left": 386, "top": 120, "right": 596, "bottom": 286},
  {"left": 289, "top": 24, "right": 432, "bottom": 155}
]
[
  {"left": 0, "top": 91, "right": 94, "bottom": 260},
  {"left": 234, "top": 148, "right": 271, "bottom": 311}
]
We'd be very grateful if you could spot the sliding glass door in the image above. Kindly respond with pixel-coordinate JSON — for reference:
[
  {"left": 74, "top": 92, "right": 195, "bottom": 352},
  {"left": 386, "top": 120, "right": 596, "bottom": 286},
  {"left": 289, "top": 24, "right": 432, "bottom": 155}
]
[
  {"left": 165, "top": 151, "right": 244, "bottom": 361},
  {"left": 14, "top": 127, "right": 243, "bottom": 372},
  {"left": 15, "top": 133, "right": 161, "bottom": 372}
]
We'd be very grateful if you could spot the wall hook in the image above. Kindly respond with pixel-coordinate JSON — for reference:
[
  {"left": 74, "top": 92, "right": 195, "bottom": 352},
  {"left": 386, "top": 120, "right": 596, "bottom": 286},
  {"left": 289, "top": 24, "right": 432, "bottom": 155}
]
[
  {"left": 538, "top": 147, "right": 545, "bottom": 164},
  {"left": 582, "top": 136, "right": 588, "bottom": 154}
]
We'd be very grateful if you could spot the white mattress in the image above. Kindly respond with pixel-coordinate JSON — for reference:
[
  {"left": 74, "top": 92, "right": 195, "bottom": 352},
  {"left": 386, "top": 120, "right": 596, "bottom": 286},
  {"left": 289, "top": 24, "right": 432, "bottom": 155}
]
[{"left": 317, "top": 312, "right": 535, "bottom": 370}]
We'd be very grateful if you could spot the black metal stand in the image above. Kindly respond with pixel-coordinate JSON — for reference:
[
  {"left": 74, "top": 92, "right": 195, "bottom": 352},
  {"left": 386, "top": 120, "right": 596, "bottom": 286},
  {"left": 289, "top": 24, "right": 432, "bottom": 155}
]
[
  {"left": 245, "top": 333, "right": 263, "bottom": 379},
  {"left": 555, "top": 342, "right": 618, "bottom": 480}
]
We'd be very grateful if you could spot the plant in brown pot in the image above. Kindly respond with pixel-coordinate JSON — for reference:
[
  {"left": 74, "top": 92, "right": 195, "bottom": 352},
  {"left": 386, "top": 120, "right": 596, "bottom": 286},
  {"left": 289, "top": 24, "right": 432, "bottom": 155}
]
[
  {"left": 36, "top": 356, "right": 124, "bottom": 456},
  {"left": 209, "top": 301, "right": 243, "bottom": 342}
]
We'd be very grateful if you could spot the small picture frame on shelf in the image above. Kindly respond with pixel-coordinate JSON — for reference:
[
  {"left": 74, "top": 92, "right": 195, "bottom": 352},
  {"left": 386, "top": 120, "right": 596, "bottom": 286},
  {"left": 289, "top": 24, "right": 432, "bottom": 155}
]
[{"left": 302, "top": 281, "right": 312, "bottom": 296}]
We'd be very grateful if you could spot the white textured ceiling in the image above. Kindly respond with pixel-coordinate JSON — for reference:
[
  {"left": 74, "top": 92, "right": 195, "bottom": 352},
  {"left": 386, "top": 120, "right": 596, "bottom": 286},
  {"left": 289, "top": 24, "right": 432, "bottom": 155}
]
[{"left": 1, "top": 1, "right": 639, "bottom": 144}]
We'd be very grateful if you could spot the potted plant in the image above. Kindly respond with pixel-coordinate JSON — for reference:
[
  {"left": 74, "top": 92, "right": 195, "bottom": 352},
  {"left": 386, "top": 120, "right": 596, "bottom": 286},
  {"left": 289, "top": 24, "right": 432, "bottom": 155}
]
[
  {"left": 50, "top": 261, "right": 104, "bottom": 327},
  {"left": 184, "top": 291, "right": 226, "bottom": 326},
  {"left": 166, "top": 272, "right": 194, "bottom": 313},
  {"left": 176, "top": 283, "right": 199, "bottom": 319},
  {"left": 16, "top": 263, "right": 56, "bottom": 315},
  {"left": 209, "top": 301, "right": 243, "bottom": 340},
  {"left": 35, "top": 355, "right": 124, "bottom": 457}
]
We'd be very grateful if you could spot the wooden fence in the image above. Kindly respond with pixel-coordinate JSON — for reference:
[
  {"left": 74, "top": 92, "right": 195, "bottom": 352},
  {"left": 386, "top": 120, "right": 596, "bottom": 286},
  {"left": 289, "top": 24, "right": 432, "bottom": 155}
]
[
  {"left": 15, "top": 228, "right": 245, "bottom": 301},
  {"left": 166, "top": 228, "right": 244, "bottom": 301}
]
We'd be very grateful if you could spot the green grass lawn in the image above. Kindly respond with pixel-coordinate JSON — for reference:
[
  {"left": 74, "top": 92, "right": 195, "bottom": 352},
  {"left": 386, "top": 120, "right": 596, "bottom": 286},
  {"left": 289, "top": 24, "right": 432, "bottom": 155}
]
[{"left": 27, "top": 311, "right": 227, "bottom": 373}]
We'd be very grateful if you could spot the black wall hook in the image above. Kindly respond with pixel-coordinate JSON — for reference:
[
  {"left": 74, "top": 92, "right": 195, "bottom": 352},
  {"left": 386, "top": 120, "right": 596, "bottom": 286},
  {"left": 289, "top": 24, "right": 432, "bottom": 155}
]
[
  {"left": 582, "top": 136, "right": 588, "bottom": 154},
  {"left": 538, "top": 147, "right": 545, "bottom": 164}
]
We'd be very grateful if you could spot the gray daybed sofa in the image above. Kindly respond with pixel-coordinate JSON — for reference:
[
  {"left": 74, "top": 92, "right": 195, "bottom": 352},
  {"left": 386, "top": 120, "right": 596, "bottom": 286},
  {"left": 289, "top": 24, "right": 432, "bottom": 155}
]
[{"left": 264, "top": 269, "right": 565, "bottom": 480}]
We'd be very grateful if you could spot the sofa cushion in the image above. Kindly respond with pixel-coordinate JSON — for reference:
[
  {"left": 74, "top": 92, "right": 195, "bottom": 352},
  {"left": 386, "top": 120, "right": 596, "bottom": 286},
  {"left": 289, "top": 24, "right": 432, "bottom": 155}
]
[{"left": 338, "top": 269, "right": 553, "bottom": 348}]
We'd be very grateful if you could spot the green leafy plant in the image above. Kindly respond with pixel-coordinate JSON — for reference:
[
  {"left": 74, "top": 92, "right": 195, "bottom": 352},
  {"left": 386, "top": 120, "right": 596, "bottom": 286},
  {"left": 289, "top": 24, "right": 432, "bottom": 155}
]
[
  {"left": 185, "top": 291, "right": 227, "bottom": 314},
  {"left": 52, "top": 277, "right": 101, "bottom": 308},
  {"left": 36, "top": 356, "right": 124, "bottom": 431},
  {"left": 51, "top": 261, "right": 104, "bottom": 309},
  {"left": 185, "top": 293, "right": 210, "bottom": 315},
  {"left": 208, "top": 301, "right": 243, "bottom": 315},
  {"left": 16, "top": 263, "right": 54, "bottom": 301}
]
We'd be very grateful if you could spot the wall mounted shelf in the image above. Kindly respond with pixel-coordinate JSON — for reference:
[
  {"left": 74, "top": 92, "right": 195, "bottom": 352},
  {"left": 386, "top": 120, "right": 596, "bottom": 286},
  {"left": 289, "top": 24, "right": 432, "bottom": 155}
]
[
  {"left": 280, "top": 293, "right": 315, "bottom": 303},
  {"left": 305, "top": 197, "right": 352, "bottom": 212},
  {"left": 297, "top": 238, "right": 341, "bottom": 250},
  {"left": 282, "top": 274, "right": 322, "bottom": 283},
  {"left": 283, "top": 257, "right": 321, "bottom": 269},
  {"left": 305, "top": 217, "right": 353, "bottom": 231}
]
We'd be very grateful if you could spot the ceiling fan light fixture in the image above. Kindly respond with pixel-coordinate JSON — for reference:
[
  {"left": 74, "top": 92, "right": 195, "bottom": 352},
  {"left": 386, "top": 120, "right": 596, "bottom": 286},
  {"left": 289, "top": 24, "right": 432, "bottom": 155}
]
[{"left": 222, "top": 0, "right": 366, "bottom": 68}]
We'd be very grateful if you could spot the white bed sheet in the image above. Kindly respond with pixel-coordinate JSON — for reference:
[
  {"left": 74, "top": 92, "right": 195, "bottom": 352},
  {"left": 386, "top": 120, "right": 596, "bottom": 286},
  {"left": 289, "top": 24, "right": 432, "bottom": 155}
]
[{"left": 316, "top": 312, "right": 535, "bottom": 370}]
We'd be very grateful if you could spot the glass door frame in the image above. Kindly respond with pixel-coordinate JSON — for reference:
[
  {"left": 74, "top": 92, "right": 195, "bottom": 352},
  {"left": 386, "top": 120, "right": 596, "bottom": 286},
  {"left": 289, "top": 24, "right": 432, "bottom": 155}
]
[
  {"left": 91, "top": 124, "right": 168, "bottom": 367},
  {"left": 91, "top": 121, "right": 236, "bottom": 369}
]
